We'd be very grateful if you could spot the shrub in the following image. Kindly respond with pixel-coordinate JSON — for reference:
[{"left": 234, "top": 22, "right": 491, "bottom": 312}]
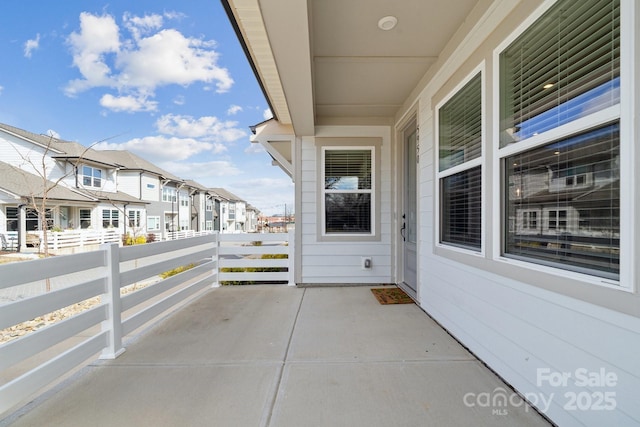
[
  {"left": 146, "top": 233, "right": 156, "bottom": 243},
  {"left": 160, "top": 263, "right": 196, "bottom": 279},
  {"left": 220, "top": 253, "right": 288, "bottom": 285},
  {"left": 123, "top": 234, "right": 147, "bottom": 246}
]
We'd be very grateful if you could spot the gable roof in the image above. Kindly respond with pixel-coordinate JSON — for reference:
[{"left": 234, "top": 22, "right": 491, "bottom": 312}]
[
  {"left": 0, "top": 161, "right": 97, "bottom": 202},
  {"left": 0, "top": 122, "right": 118, "bottom": 167},
  {"left": 210, "top": 187, "right": 245, "bottom": 202},
  {"left": 101, "top": 150, "right": 183, "bottom": 182}
]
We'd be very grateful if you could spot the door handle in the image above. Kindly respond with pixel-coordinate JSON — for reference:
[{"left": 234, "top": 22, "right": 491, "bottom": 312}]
[{"left": 401, "top": 223, "right": 406, "bottom": 241}]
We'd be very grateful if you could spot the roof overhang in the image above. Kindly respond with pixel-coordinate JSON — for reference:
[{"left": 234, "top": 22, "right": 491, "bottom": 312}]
[
  {"left": 250, "top": 119, "right": 294, "bottom": 178},
  {"left": 222, "top": 0, "right": 315, "bottom": 136}
]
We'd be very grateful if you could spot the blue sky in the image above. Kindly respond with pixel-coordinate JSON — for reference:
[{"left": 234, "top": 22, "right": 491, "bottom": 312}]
[{"left": 0, "top": 1, "right": 293, "bottom": 216}]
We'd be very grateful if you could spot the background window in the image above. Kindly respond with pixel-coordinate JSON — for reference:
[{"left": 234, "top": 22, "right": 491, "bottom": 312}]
[
  {"left": 162, "top": 187, "right": 177, "bottom": 202},
  {"left": 147, "top": 216, "right": 160, "bottom": 231},
  {"left": 102, "top": 209, "right": 119, "bottom": 228},
  {"left": 127, "top": 210, "right": 142, "bottom": 227},
  {"left": 5, "top": 207, "right": 18, "bottom": 231},
  {"left": 323, "top": 148, "right": 373, "bottom": 234},
  {"left": 438, "top": 73, "right": 482, "bottom": 251},
  {"left": 82, "top": 166, "right": 102, "bottom": 188},
  {"left": 80, "top": 209, "right": 91, "bottom": 229}
]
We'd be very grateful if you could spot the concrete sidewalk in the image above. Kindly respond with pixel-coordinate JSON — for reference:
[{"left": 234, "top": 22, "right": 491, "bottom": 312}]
[{"left": 2, "top": 286, "right": 552, "bottom": 426}]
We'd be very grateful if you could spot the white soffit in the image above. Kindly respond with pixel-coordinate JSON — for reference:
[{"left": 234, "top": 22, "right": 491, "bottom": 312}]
[{"left": 228, "top": 0, "right": 292, "bottom": 125}]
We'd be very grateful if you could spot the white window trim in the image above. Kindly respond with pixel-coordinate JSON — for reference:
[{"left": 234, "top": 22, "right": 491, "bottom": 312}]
[
  {"left": 147, "top": 216, "right": 161, "bottom": 231},
  {"left": 320, "top": 145, "right": 376, "bottom": 238},
  {"left": 81, "top": 165, "right": 103, "bottom": 189},
  {"left": 490, "top": 0, "right": 634, "bottom": 290},
  {"left": 434, "top": 63, "right": 486, "bottom": 257}
]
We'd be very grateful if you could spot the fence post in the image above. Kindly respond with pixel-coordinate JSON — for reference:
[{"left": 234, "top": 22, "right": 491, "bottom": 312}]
[
  {"left": 212, "top": 231, "right": 220, "bottom": 288},
  {"left": 100, "top": 243, "right": 125, "bottom": 359},
  {"left": 287, "top": 229, "right": 295, "bottom": 286}
]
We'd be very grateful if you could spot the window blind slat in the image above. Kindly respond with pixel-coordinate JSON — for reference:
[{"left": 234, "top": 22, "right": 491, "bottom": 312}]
[{"left": 500, "top": 0, "right": 620, "bottom": 146}]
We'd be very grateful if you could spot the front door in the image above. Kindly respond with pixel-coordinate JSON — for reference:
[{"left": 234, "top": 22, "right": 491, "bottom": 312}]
[{"left": 401, "top": 121, "right": 418, "bottom": 295}]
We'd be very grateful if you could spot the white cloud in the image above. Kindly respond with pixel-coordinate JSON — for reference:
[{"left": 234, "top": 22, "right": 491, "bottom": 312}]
[
  {"left": 117, "top": 29, "right": 232, "bottom": 92},
  {"left": 64, "top": 12, "right": 233, "bottom": 107},
  {"left": 24, "top": 34, "right": 40, "bottom": 58},
  {"left": 263, "top": 108, "right": 273, "bottom": 120},
  {"left": 123, "top": 12, "right": 163, "bottom": 40},
  {"left": 227, "top": 105, "right": 242, "bottom": 115},
  {"left": 157, "top": 160, "right": 242, "bottom": 179},
  {"left": 100, "top": 93, "right": 158, "bottom": 112},
  {"left": 244, "top": 143, "right": 265, "bottom": 154},
  {"left": 46, "top": 129, "right": 61, "bottom": 139},
  {"left": 230, "top": 178, "right": 294, "bottom": 216},
  {"left": 94, "top": 135, "right": 223, "bottom": 162},
  {"left": 65, "top": 13, "right": 120, "bottom": 96},
  {"left": 173, "top": 95, "right": 185, "bottom": 105},
  {"left": 0, "top": 85, "right": 3, "bottom": 95},
  {"left": 155, "top": 114, "right": 247, "bottom": 143}
]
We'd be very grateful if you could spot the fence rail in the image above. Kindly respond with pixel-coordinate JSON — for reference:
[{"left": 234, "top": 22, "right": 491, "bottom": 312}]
[{"left": 0, "top": 231, "right": 293, "bottom": 417}]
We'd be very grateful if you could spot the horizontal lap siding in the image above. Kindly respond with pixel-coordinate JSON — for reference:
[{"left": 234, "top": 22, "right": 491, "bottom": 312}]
[
  {"left": 299, "top": 132, "right": 392, "bottom": 284},
  {"left": 414, "top": 3, "right": 640, "bottom": 422},
  {"left": 420, "top": 257, "right": 640, "bottom": 426}
]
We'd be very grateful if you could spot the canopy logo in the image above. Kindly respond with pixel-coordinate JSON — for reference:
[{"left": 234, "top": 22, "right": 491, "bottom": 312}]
[{"left": 463, "top": 367, "right": 618, "bottom": 416}]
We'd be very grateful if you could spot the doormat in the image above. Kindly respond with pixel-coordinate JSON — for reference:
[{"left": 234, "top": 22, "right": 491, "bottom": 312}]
[{"left": 371, "top": 287, "right": 414, "bottom": 305}]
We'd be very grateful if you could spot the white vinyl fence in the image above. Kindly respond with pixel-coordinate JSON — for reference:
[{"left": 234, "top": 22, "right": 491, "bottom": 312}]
[{"left": 0, "top": 231, "right": 293, "bottom": 417}]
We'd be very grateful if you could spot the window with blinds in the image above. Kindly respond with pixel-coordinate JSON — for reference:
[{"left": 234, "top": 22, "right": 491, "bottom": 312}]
[
  {"left": 438, "top": 72, "right": 482, "bottom": 251},
  {"left": 500, "top": 0, "right": 620, "bottom": 147},
  {"left": 323, "top": 148, "right": 373, "bottom": 234},
  {"left": 505, "top": 124, "right": 620, "bottom": 278},
  {"left": 500, "top": 0, "right": 621, "bottom": 280},
  {"left": 441, "top": 166, "right": 482, "bottom": 248},
  {"left": 439, "top": 74, "right": 482, "bottom": 170}
]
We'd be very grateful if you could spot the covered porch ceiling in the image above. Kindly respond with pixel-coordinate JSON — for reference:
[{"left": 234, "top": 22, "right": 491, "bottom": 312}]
[{"left": 223, "top": 0, "right": 483, "bottom": 136}]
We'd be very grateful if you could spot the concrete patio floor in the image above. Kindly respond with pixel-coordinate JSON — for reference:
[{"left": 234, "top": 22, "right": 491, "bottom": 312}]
[{"left": 2, "top": 286, "right": 552, "bottom": 426}]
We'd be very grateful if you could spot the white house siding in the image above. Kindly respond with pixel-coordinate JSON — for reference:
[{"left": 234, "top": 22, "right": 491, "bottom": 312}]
[
  {"left": 141, "top": 174, "right": 159, "bottom": 201},
  {"left": 298, "top": 127, "right": 393, "bottom": 284},
  {"left": 117, "top": 171, "right": 142, "bottom": 199},
  {"left": 0, "top": 132, "right": 63, "bottom": 183},
  {"left": 401, "top": 1, "right": 640, "bottom": 425}
]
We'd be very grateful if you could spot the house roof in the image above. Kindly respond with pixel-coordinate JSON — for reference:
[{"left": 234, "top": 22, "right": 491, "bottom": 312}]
[
  {"left": 0, "top": 161, "right": 97, "bottom": 202},
  {"left": 222, "top": 0, "right": 482, "bottom": 135},
  {"left": 184, "top": 179, "right": 211, "bottom": 192},
  {"left": 209, "top": 187, "right": 244, "bottom": 202},
  {"left": 80, "top": 189, "right": 147, "bottom": 204},
  {"left": 515, "top": 180, "right": 620, "bottom": 207},
  {"left": 101, "top": 150, "right": 183, "bottom": 182},
  {"left": 0, "top": 122, "right": 118, "bottom": 167}
]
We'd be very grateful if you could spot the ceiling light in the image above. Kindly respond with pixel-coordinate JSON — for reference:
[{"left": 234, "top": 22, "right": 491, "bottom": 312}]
[
  {"left": 378, "top": 16, "right": 398, "bottom": 31},
  {"left": 543, "top": 83, "right": 554, "bottom": 89}
]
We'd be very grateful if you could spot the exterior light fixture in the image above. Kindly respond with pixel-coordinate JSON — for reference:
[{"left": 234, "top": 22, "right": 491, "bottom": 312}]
[{"left": 378, "top": 16, "right": 398, "bottom": 31}]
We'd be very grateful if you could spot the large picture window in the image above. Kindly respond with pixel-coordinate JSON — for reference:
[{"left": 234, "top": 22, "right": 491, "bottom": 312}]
[
  {"left": 500, "top": 0, "right": 621, "bottom": 280},
  {"left": 438, "top": 72, "right": 482, "bottom": 251},
  {"left": 505, "top": 124, "right": 620, "bottom": 278},
  {"left": 322, "top": 148, "right": 373, "bottom": 235}
]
